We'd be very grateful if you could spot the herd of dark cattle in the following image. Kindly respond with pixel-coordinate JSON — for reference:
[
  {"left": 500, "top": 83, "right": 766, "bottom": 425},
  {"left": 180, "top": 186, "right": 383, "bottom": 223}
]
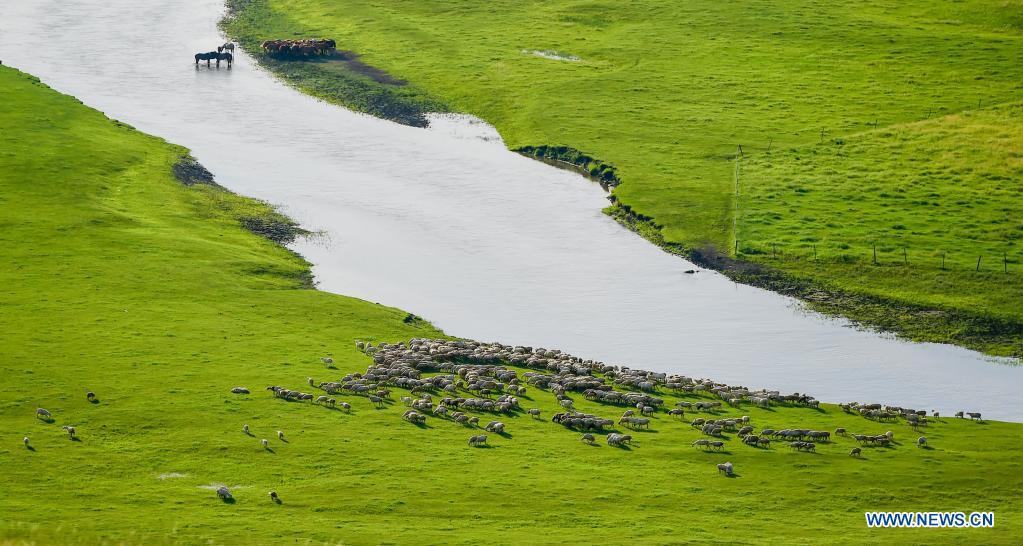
[
  {"left": 260, "top": 39, "right": 337, "bottom": 57},
  {"left": 252, "top": 337, "right": 987, "bottom": 476}
]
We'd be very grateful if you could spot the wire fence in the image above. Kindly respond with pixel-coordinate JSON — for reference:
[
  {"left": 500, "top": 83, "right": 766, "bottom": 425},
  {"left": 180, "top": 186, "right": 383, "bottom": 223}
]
[{"left": 733, "top": 241, "right": 1017, "bottom": 274}]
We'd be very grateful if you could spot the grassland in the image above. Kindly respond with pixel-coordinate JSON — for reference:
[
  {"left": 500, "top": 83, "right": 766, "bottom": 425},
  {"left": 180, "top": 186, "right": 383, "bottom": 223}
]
[
  {"left": 738, "top": 104, "right": 1023, "bottom": 351},
  {"left": 222, "top": 0, "right": 1023, "bottom": 356},
  {"left": 2, "top": 64, "right": 1023, "bottom": 544}
]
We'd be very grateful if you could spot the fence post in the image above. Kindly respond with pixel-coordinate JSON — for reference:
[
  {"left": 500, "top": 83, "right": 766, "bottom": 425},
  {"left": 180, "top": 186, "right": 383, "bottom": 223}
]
[{"left": 976, "top": 255, "right": 982, "bottom": 272}]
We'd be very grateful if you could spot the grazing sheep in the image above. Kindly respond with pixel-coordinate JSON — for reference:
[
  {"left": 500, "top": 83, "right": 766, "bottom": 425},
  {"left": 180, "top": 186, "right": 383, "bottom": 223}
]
[
  {"left": 954, "top": 411, "right": 964, "bottom": 419},
  {"left": 86, "top": 391, "right": 96, "bottom": 401},
  {"left": 710, "top": 441, "right": 724, "bottom": 450},
  {"left": 269, "top": 490, "right": 280, "bottom": 503},
  {"left": 216, "top": 486, "right": 232, "bottom": 500},
  {"left": 967, "top": 412, "right": 982, "bottom": 421},
  {"left": 834, "top": 427, "right": 846, "bottom": 436},
  {"left": 917, "top": 436, "right": 927, "bottom": 447},
  {"left": 35, "top": 408, "right": 52, "bottom": 420},
  {"left": 468, "top": 434, "right": 488, "bottom": 447},
  {"left": 326, "top": 398, "right": 336, "bottom": 407},
  {"left": 717, "top": 462, "right": 734, "bottom": 476},
  {"left": 261, "top": 439, "right": 269, "bottom": 448},
  {"left": 560, "top": 399, "right": 574, "bottom": 410},
  {"left": 692, "top": 439, "right": 710, "bottom": 449},
  {"left": 757, "top": 438, "right": 771, "bottom": 448},
  {"left": 885, "top": 431, "right": 894, "bottom": 440},
  {"left": 849, "top": 447, "right": 861, "bottom": 457},
  {"left": 467, "top": 416, "right": 480, "bottom": 426},
  {"left": 61, "top": 425, "right": 76, "bottom": 439},
  {"left": 401, "top": 396, "right": 413, "bottom": 406},
  {"left": 277, "top": 430, "right": 285, "bottom": 441},
  {"left": 621, "top": 410, "right": 635, "bottom": 418},
  {"left": 23, "top": 437, "right": 29, "bottom": 448},
  {"left": 341, "top": 402, "right": 351, "bottom": 412},
  {"left": 528, "top": 408, "right": 541, "bottom": 418},
  {"left": 484, "top": 421, "right": 505, "bottom": 434},
  {"left": 231, "top": 387, "right": 250, "bottom": 394},
  {"left": 243, "top": 424, "right": 250, "bottom": 435},
  {"left": 321, "top": 357, "right": 333, "bottom": 366},
  {"left": 315, "top": 395, "right": 329, "bottom": 405},
  {"left": 369, "top": 395, "right": 384, "bottom": 408},
  {"left": 581, "top": 433, "right": 595, "bottom": 444}
]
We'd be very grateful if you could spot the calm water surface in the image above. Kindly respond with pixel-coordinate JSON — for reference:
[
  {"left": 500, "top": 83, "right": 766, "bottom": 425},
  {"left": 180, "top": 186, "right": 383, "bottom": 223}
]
[{"left": 2, "top": 0, "right": 1019, "bottom": 419}]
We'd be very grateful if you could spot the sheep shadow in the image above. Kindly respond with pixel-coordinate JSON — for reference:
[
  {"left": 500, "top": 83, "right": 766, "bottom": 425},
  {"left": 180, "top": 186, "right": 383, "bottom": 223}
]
[
  {"left": 630, "top": 428, "right": 658, "bottom": 434},
  {"left": 470, "top": 444, "right": 495, "bottom": 449},
  {"left": 25, "top": 445, "right": 36, "bottom": 452},
  {"left": 408, "top": 422, "right": 432, "bottom": 429},
  {"left": 70, "top": 437, "right": 82, "bottom": 442},
  {"left": 723, "top": 472, "right": 741, "bottom": 479},
  {"left": 38, "top": 417, "right": 55, "bottom": 424},
  {"left": 279, "top": 438, "right": 289, "bottom": 444},
  {"left": 272, "top": 497, "right": 283, "bottom": 505},
  {"left": 89, "top": 398, "right": 101, "bottom": 405},
  {"left": 918, "top": 445, "right": 935, "bottom": 451},
  {"left": 263, "top": 447, "right": 276, "bottom": 454},
  {"left": 220, "top": 496, "right": 236, "bottom": 504},
  {"left": 611, "top": 443, "right": 633, "bottom": 451}
]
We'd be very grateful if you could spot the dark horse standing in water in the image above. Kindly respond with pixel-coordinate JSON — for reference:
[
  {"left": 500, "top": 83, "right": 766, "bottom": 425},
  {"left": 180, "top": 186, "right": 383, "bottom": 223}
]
[{"left": 194, "top": 51, "right": 232, "bottom": 67}]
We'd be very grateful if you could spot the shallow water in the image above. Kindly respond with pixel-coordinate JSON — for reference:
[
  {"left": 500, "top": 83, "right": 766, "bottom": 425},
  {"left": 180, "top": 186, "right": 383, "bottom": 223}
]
[{"left": 1, "top": 0, "right": 1019, "bottom": 419}]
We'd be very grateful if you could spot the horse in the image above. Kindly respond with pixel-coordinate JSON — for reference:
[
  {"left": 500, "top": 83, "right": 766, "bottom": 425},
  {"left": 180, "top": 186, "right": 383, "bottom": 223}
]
[
  {"left": 217, "top": 42, "right": 235, "bottom": 56},
  {"left": 195, "top": 51, "right": 218, "bottom": 66},
  {"left": 195, "top": 51, "right": 233, "bottom": 67},
  {"left": 215, "top": 52, "right": 233, "bottom": 67}
]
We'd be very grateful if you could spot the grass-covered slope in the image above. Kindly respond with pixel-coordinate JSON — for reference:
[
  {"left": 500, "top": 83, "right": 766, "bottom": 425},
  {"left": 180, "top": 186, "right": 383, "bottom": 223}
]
[
  {"left": 2, "top": 65, "right": 1023, "bottom": 544},
  {"left": 222, "top": 0, "right": 1023, "bottom": 356},
  {"left": 738, "top": 104, "right": 1023, "bottom": 349}
]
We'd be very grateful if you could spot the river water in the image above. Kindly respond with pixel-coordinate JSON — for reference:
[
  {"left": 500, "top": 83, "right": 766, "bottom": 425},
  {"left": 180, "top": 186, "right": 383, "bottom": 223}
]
[{"left": 2, "top": 0, "right": 1019, "bottom": 419}]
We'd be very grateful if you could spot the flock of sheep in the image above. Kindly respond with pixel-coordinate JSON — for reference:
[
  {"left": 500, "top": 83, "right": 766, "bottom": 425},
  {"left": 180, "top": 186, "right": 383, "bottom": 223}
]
[
  {"left": 24, "top": 336, "right": 985, "bottom": 502},
  {"left": 245, "top": 337, "right": 983, "bottom": 481}
]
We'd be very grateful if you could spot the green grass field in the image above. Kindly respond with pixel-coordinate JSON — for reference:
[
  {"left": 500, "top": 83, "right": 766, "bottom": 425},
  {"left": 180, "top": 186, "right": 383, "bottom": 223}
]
[
  {"left": 222, "top": 0, "right": 1023, "bottom": 355},
  {"left": 740, "top": 104, "right": 1023, "bottom": 323},
  {"left": 2, "top": 65, "right": 1023, "bottom": 544}
]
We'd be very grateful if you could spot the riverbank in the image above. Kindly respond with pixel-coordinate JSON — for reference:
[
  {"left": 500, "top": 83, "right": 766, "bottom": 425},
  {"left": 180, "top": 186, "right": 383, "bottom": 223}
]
[
  {"left": 221, "top": 0, "right": 1023, "bottom": 358},
  {"left": 221, "top": 0, "right": 445, "bottom": 126},
  {"left": 4, "top": 64, "right": 1023, "bottom": 543}
]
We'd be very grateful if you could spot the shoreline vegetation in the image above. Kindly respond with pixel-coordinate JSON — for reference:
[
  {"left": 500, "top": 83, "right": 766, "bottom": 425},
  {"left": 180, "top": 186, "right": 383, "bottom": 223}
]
[
  {"left": 221, "top": 0, "right": 1023, "bottom": 359},
  {"left": 3, "top": 59, "right": 1023, "bottom": 543}
]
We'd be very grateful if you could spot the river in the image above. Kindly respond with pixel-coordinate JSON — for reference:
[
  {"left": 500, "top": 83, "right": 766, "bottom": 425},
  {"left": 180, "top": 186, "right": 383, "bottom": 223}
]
[{"left": 1, "top": 0, "right": 1019, "bottom": 419}]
